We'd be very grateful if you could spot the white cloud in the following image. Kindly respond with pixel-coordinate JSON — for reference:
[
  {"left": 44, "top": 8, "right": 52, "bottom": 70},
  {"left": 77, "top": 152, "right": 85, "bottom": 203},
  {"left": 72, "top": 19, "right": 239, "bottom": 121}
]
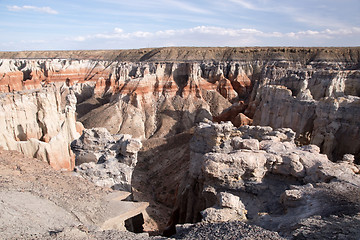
[
  {"left": 7, "top": 5, "right": 58, "bottom": 15},
  {"left": 8, "top": 26, "right": 360, "bottom": 51},
  {"left": 71, "top": 26, "right": 360, "bottom": 43},
  {"left": 74, "top": 36, "right": 86, "bottom": 42},
  {"left": 284, "top": 27, "right": 360, "bottom": 39},
  {"left": 114, "top": 28, "right": 124, "bottom": 34},
  {"left": 72, "top": 26, "right": 267, "bottom": 42}
]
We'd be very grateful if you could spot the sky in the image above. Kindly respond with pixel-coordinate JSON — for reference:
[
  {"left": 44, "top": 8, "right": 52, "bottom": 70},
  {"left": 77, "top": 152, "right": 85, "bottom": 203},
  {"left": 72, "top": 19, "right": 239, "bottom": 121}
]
[{"left": 1, "top": 0, "right": 360, "bottom": 51}]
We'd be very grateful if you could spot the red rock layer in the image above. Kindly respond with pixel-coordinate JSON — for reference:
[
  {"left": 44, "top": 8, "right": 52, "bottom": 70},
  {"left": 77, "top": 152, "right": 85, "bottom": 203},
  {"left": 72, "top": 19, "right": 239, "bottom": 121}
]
[
  {"left": 0, "top": 60, "right": 113, "bottom": 93},
  {"left": 213, "top": 101, "right": 253, "bottom": 127}
]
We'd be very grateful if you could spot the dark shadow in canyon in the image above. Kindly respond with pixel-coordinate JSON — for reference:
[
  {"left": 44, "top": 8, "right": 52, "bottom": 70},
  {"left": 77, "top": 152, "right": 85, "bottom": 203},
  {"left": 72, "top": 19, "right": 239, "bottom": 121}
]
[
  {"left": 132, "top": 130, "right": 193, "bottom": 235},
  {"left": 76, "top": 96, "right": 111, "bottom": 119}
]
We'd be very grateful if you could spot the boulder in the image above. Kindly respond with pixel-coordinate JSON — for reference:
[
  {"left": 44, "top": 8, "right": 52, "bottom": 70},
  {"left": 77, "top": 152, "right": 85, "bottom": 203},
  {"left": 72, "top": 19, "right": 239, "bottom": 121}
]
[
  {"left": 73, "top": 128, "right": 142, "bottom": 191},
  {"left": 232, "top": 138, "right": 259, "bottom": 151}
]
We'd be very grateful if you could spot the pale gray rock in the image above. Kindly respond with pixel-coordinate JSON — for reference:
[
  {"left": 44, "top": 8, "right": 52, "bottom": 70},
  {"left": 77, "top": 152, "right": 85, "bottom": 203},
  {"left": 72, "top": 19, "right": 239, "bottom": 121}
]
[
  {"left": 218, "top": 192, "right": 244, "bottom": 210},
  {"left": 173, "top": 121, "right": 360, "bottom": 238},
  {"left": 252, "top": 84, "right": 360, "bottom": 162},
  {"left": 342, "top": 154, "right": 355, "bottom": 163},
  {"left": 297, "top": 89, "right": 314, "bottom": 101},
  {"left": 201, "top": 207, "right": 245, "bottom": 223},
  {"left": 190, "top": 120, "right": 236, "bottom": 154},
  {"left": 0, "top": 84, "right": 80, "bottom": 170},
  {"left": 232, "top": 138, "right": 260, "bottom": 151},
  {"left": 72, "top": 128, "right": 142, "bottom": 191}
]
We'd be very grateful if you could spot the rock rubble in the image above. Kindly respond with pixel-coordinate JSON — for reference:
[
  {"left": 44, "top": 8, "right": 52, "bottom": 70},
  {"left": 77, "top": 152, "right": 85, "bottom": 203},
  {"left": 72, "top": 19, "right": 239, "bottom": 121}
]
[
  {"left": 171, "top": 121, "right": 360, "bottom": 238},
  {"left": 72, "top": 128, "right": 142, "bottom": 191}
]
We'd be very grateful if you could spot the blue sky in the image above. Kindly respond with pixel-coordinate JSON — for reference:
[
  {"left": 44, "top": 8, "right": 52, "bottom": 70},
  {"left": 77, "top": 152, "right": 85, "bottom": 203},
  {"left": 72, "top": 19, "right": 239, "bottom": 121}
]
[{"left": 1, "top": 0, "right": 359, "bottom": 51}]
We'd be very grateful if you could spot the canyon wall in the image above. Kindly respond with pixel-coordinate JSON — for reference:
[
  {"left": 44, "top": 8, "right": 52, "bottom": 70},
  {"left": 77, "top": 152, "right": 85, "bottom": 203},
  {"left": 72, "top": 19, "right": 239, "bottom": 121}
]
[
  {"left": 251, "top": 62, "right": 360, "bottom": 161},
  {"left": 0, "top": 47, "right": 359, "bottom": 169},
  {"left": 0, "top": 84, "right": 81, "bottom": 170}
]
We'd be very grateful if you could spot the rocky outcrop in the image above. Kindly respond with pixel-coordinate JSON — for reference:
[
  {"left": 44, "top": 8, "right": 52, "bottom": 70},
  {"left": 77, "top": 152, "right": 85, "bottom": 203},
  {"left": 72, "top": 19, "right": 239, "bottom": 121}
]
[
  {"left": 170, "top": 121, "right": 360, "bottom": 237},
  {"left": 0, "top": 59, "right": 113, "bottom": 93},
  {"left": 0, "top": 84, "right": 81, "bottom": 170},
  {"left": 78, "top": 62, "right": 234, "bottom": 139},
  {"left": 252, "top": 82, "right": 360, "bottom": 162},
  {"left": 0, "top": 47, "right": 359, "bottom": 165},
  {"left": 0, "top": 149, "right": 151, "bottom": 239},
  {"left": 73, "top": 128, "right": 142, "bottom": 191}
]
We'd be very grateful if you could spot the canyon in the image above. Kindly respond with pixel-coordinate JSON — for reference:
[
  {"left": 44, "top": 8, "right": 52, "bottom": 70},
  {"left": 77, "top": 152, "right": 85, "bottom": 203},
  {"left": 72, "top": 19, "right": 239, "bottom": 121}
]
[{"left": 0, "top": 47, "right": 359, "bottom": 239}]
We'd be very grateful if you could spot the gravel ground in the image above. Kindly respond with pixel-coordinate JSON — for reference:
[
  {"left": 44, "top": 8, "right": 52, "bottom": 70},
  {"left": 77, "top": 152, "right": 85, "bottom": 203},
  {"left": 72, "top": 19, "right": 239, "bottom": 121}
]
[
  {"left": 38, "top": 221, "right": 286, "bottom": 240},
  {"left": 173, "top": 221, "right": 287, "bottom": 240}
]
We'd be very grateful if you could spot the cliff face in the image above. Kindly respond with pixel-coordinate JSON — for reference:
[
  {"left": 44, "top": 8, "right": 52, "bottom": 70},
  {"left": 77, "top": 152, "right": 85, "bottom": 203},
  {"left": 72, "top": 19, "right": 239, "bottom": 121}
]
[
  {"left": 1, "top": 47, "right": 360, "bottom": 62},
  {"left": 0, "top": 47, "right": 359, "bottom": 169},
  {"left": 78, "top": 62, "right": 234, "bottom": 139},
  {"left": 0, "top": 59, "right": 113, "bottom": 92},
  {"left": 0, "top": 84, "right": 81, "bottom": 170},
  {"left": 251, "top": 63, "right": 360, "bottom": 161}
]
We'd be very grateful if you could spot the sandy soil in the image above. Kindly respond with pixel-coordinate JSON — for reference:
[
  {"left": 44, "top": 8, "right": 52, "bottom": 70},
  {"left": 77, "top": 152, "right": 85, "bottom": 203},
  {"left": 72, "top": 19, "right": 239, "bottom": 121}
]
[{"left": 0, "top": 148, "right": 114, "bottom": 238}]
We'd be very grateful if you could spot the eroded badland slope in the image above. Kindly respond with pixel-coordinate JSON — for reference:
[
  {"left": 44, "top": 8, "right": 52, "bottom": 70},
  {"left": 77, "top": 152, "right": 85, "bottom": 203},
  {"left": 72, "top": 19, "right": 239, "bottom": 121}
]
[{"left": 0, "top": 47, "right": 360, "bottom": 239}]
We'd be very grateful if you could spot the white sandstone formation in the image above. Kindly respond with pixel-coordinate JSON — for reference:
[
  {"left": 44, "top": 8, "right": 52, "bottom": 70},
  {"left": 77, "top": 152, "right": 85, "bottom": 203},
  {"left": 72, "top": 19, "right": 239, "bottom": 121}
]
[
  {"left": 78, "top": 62, "right": 232, "bottom": 139},
  {"left": 0, "top": 48, "right": 359, "bottom": 169},
  {"left": 0, "top": 84, "right": 81, "bottom": 170},
  {"left": 252, "top": 85, "right": 360, "bottom": 161},
  {"left": 172, "top": 121, "right": 360, "bottom": 235},
  {"left": 73, "top": 128, "right": 142, "bottom": 191}
]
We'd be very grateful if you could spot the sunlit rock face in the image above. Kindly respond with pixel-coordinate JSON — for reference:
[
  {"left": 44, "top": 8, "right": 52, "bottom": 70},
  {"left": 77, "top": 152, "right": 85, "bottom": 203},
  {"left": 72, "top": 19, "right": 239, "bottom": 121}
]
[
  {"left": 0, "top": 47, "right": 359, "bottom": 169},
  {"left": 0, "top": 85, "right": 80, "bottom": 170},
  {"left": 251, "top": 63, "right": 360, "bottom": 162},
  {"left": 169, "top": 121, "right": 360, "bottom": 237}
]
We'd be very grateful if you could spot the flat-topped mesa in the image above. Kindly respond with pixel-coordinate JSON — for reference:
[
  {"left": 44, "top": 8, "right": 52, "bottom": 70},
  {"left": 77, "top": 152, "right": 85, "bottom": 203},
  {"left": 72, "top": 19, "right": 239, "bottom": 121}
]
[
  {"left": 1, "top": 47, "right": 359, "bottom": 62},
  {"left": 1, "top": 47, "right": 359, "bottom": 94}
]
